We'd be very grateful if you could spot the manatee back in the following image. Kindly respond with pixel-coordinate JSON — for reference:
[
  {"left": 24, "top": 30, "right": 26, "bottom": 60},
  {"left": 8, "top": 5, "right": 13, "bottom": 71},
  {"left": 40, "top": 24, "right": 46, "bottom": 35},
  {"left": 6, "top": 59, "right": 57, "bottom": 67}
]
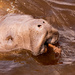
[
  {"left": 0, "top": 14, "right": 33, "bottom": 25},
  {"left": 0, "top": 14, "right": 33, "bottom": 52}
]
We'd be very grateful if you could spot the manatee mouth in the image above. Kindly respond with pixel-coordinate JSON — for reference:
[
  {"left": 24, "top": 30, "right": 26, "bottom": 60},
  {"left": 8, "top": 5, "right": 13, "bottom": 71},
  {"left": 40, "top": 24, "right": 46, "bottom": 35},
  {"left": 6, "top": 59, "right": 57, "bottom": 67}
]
[
  {"left": 39, "top": 36, "right": 58, "bottom": 55},
  {"left": 39, "top": 38, "right": 52, "bottom": 54}
]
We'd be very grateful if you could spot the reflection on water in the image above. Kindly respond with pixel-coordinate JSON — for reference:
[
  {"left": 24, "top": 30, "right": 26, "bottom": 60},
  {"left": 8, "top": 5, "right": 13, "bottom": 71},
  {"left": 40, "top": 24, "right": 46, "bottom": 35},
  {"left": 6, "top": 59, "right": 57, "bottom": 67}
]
[{"left": 0, "top": 0, "right": 75, "bottom": 75}]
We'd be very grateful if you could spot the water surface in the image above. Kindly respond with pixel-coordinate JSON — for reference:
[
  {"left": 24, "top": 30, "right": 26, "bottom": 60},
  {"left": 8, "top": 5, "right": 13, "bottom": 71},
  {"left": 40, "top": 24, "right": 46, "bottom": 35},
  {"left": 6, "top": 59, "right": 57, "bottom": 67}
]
[{"left": 0, "top": 0, "right": 75, "bottom": 75}]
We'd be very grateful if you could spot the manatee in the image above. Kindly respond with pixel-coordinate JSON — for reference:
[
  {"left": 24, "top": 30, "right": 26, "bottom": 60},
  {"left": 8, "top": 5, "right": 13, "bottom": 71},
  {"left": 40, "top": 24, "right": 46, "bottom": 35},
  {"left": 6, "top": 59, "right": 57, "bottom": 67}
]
[{"left": 0, "top": 14, "right": 59, "bottom": 56}]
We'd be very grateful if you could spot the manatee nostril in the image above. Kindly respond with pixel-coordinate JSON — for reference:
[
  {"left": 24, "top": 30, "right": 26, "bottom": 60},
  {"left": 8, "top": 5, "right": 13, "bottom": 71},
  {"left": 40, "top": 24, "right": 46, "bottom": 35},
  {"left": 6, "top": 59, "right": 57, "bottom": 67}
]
[{"left": 37, "top": 25, "right": 42, "bottom": 27}]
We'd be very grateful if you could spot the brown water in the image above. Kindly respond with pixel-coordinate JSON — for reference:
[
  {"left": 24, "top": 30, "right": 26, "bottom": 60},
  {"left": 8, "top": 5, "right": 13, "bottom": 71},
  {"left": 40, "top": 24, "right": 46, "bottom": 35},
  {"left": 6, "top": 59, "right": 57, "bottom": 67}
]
[{"left": 0, "top": 0, "right": 75, "bottom": 75}]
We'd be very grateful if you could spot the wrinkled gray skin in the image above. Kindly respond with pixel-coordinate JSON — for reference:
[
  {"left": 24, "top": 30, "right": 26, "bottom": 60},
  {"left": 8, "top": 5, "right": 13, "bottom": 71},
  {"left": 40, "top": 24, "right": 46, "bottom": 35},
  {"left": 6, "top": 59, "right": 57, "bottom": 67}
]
[{"left": 0, "top": 14, "right": 59, "bottom": 56}]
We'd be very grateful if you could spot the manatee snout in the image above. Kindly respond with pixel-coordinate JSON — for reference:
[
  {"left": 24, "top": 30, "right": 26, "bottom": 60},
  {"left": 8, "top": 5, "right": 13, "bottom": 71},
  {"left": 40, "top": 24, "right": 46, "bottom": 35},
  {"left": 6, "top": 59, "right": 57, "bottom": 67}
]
[
  {"left": 46, "top": 27, "right": 59, "bottom": 44},
  {"left": 39, "top": 26, "right": 59, "bottom": 55},
  {"left": 30, "top": 19, "right": 59, "bottom": 56}
]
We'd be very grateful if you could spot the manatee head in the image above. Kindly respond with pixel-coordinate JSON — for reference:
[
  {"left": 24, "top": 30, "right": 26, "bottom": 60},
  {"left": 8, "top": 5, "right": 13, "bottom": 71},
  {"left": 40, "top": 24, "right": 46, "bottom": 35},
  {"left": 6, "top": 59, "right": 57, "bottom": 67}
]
[{"left": 29, "top": 19, "right": 59, "bottom": 56}]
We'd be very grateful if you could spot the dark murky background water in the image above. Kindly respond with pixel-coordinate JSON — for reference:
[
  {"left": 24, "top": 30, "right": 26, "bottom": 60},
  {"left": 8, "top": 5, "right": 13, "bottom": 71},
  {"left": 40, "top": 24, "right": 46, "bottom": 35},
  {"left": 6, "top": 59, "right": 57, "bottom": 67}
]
[{"left": 0, "top": 0, "right": 75, "bottom": 75}]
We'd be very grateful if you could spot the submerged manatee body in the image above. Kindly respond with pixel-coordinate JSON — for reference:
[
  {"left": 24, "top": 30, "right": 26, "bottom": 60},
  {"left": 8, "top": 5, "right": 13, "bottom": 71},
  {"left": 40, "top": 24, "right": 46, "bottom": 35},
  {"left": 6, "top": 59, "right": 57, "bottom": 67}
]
[{"left": 0, "top": 14, "right": 59, "bottom": 56}]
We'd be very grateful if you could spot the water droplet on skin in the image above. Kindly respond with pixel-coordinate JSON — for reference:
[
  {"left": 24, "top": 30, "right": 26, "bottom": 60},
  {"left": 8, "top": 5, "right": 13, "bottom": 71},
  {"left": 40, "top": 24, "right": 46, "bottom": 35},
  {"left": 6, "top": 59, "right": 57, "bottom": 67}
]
[{"left": 7, "top": 8, "right": 10, "bottom": 11}]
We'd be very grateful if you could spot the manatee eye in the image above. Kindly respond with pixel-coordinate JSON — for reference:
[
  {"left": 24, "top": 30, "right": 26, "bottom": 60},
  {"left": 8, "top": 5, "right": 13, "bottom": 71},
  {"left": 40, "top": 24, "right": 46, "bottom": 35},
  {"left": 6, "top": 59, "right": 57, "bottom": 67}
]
[
  {"left": 43, "top": 21, "right": 45, "bottom": 23},
  {"left": 37, "top": 25, "right": 42, "bottom": 27}
]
